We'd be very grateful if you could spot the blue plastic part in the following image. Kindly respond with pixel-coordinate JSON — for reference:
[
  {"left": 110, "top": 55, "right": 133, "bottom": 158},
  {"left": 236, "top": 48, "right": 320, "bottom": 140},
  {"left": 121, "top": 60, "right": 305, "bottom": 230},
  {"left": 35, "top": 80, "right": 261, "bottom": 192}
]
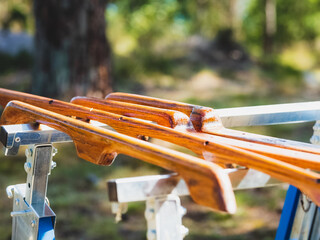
[
  {"left": 38, "top": 216, "right": 55, "bottom": 240},
  {"left": 275, "top": 185, "right": 301, "bottom": 240}
]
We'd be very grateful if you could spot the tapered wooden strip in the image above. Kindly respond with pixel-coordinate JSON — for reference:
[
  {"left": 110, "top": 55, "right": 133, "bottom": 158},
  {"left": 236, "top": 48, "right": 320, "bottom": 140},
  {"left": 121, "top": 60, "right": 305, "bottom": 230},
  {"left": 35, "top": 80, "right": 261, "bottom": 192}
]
[
  {"left": 71, "top": 97, "right": 190, "bottom": 128},
  {"left": 68, "top": 97, "right": 320, "bottom": 208},
  {"left": 105, "top": 92, "right": 218, "bottom": 132},
  {"left": 1, "top": 89, "right": 320, "bottom": 205},
  {"left": 0, "top": 89, "right": 318, "bottom": 171},
  {"left": 0, "top": 100, "right": 236, "bottom": 213},
  {"left": 69, "top": 105, "right": 320, "bottom": 206},
  {"left": 71, "top": 96, "right": 320, "bottom": 171},
  {"left": 106, "top": 92, "right": 320, "bottom": 155}
]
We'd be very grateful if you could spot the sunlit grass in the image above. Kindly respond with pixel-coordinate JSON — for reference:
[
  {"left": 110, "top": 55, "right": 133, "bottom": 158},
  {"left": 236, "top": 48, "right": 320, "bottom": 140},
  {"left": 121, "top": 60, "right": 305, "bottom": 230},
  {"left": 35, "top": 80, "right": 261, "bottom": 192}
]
[{"left": 279, "top": 42, "right": 317, "bottom": 71}]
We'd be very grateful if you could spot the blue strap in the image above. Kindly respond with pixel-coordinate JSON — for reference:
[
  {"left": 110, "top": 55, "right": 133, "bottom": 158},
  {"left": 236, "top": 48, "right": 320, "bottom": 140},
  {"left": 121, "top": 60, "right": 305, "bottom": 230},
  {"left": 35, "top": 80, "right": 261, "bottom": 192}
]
[{"left": 275, "top": 185, "right": 300, "bottom": 240}]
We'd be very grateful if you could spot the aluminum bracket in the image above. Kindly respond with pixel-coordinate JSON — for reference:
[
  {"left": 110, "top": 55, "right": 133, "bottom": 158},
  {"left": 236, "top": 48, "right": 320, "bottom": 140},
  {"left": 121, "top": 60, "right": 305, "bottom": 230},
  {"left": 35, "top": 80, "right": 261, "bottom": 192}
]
[{"left": 6, "top": 144, "right": 57, "bottom": 240}]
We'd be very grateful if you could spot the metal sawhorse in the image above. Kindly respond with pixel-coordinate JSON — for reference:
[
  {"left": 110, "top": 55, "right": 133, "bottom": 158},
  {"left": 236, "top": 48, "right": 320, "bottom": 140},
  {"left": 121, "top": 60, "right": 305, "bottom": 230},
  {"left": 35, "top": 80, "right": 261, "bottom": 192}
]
[
  {"left": 1, "top": 122, "right": 112, "bottom": 240},
  {"left": 1, "top": 101, "right": 320, "bottom": 239}
]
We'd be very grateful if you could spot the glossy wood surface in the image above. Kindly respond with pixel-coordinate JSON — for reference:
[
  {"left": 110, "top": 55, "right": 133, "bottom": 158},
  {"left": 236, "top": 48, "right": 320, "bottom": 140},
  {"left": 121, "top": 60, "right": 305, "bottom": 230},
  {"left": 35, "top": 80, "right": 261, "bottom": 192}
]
[
  {"left": 0, "top": 100, "right": 236, "bottom": 213},
  {"left": 71, "top": 97, "right": 320, "bottom": 171},
  {"left": 69, "top": 97, "right": 320, "bottom": 206},
  {"left": 106, "top": 92, "right": 220, "bottom": 132},
  {"left": 1, "top": 88, "right": 320, "bottom": 205},
  {"left": 106, "top": 92, "right": 320, "bottom": 155},
  {"left": 72, "top": 96, "right": 190, "bottom": 128}
]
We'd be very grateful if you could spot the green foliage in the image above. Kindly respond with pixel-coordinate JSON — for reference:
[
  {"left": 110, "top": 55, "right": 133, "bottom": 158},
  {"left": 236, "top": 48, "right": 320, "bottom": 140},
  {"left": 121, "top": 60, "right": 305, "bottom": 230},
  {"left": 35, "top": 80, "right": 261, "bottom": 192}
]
[
  {"left": 107, "top": 0, "right": 234, "bottom": 51},
  {"left": 175, "top": 0, "right": 232, "bottom": 37},
  {"left": 0, "top": 1, "right": 318, "bottom": 239},
  {"left": 0, "top": 0, "right": 34, "bottom": 33},
  {"left": 107, "top": 0, "right": 236, "bottom": 90},
  {"left": 276, "top": 0, "right": 320, "bottom": 42},
  {"left": 107, "top": 0, "right": 184, "bottom": 52},
  {"left": 127, "top": 202, "right": 145, "bottom": 215},
  {"left": 243, "top": 0, "right": 320, "bottom": 55}
]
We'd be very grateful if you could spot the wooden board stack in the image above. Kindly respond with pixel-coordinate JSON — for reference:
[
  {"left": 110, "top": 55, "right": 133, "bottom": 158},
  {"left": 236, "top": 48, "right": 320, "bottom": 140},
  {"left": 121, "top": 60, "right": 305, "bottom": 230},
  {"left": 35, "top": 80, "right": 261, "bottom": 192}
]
[{"left": 1, "top": 88, "right": 320, "bottom": 213}]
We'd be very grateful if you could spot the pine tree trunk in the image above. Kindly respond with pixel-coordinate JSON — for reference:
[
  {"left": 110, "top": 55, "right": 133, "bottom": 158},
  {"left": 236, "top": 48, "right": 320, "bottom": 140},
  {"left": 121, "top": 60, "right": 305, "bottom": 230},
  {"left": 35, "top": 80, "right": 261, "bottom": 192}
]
[
  {"left": 33, "top": 0, "right": 112, "bottom": 98},
  {"left": 263, "top": 0, "right": 276, "bottom": 56}
]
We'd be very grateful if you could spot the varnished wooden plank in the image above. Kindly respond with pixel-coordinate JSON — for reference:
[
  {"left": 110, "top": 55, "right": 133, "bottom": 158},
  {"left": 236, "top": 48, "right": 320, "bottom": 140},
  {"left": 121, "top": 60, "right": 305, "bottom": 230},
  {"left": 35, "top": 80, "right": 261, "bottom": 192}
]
[
  {"left": 105, "top": 92, "right": 320, "bottom": 155},
  {"left": 1, "top": 89, "right": 320, "bottom": 206},
  {"left": 105, "top": 92, "right": 216, "bottom": 132},
  {"left": 71, "top": 96, "right": 320, "bottom": 171},
  {"left": 69, "top": 97, "right": 320, "bottom": 206},
  {"left": 0, "top": 100, "right": 236, "bottom": 213},
  {"left": 72, "top": 96, "right": 190, "bottom": 128}
]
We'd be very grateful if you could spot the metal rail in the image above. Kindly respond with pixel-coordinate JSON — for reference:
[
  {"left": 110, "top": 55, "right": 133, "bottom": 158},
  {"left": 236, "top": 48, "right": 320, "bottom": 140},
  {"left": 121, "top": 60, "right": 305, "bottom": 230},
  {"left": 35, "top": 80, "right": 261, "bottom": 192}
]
[
  {"left": 0, "top": 121, "right": 111, "bottom": 155},
  {"left": 108, "top": 169, "right": 280, "bottom": 203},
  {"left": 216, "top": 100, "right": 320, "bottom": 127}
]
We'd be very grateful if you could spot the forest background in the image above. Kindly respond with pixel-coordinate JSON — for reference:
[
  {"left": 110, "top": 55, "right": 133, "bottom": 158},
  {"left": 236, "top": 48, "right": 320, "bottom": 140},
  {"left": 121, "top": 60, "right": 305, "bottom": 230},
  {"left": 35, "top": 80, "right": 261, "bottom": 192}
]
[{"left": 0, "top": 0, "right": 320, "bottom": 239}]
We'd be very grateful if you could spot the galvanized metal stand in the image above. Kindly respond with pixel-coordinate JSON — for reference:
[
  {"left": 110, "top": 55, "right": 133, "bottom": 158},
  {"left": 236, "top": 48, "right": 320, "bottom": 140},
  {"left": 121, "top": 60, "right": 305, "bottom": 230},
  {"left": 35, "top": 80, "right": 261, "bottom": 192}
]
[
  {"left": 6, "top": 144, "right": 56, "bottom": 240},
  {"left": 107, "top": 169, "right": 280, "bottom": 240},
  {"left": 1, "top": 124, "right": 72, "bottom": 240},
  {"left": 1, "top": 122, "right": 110, "bottom": 240}
]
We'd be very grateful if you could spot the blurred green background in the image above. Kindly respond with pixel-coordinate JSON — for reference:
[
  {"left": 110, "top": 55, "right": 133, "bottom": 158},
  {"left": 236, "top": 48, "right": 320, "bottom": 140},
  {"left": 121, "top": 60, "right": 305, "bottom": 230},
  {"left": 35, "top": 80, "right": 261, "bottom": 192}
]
[{"left": 0, "top": 0, "right": 320, "bottom": 239}]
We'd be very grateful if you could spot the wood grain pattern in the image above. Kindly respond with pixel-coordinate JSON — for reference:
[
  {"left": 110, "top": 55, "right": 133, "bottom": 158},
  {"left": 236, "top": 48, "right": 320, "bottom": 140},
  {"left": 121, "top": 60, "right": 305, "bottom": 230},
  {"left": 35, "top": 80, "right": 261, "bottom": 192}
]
[
  {"left": 0, "top": 100, "right": 236, "bottom": 213},
  {"left": 106, "top": 92, "right": 320, "bottom": 155},
  {"left": 71, "top": 96, "right": 190, "bottom": 128},
  {"left": 1, "top": 88, "right": 320, "bottom": 205},
  {"left": 105, "top": 92, "right": 219, "bottom": 132},
  {"left": 71, "top": 97, "right": 320, "bottom": 171},
  {"left": 68, "top": 97, "right": 320, "bottom": 206}
]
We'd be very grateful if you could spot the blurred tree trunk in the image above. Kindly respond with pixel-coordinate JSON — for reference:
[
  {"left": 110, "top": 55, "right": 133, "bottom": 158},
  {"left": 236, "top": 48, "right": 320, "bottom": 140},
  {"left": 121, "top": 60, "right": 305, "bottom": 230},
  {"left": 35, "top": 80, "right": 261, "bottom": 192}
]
[
  {"left": 32, "top": 0, "right": 112, "bottom": 98},
  {"left": 263, "top": 0, "right": 276, "bottom": 56},
  {"left": 228, "top": 0, "right": 236, "bottom": 30}
]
